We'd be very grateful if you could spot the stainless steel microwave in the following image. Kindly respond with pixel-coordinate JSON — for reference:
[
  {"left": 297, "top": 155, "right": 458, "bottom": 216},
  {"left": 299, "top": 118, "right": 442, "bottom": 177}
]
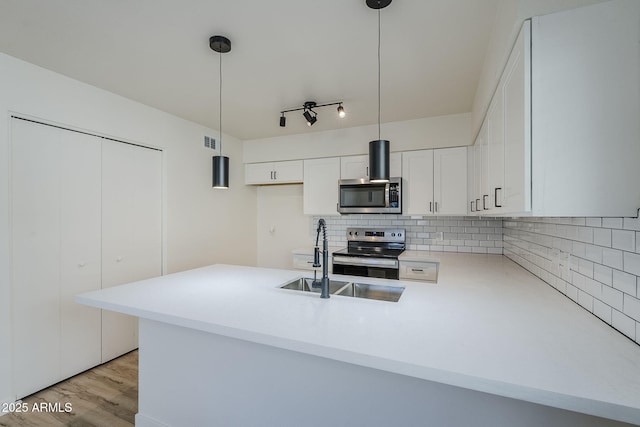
[{"left": 337, "top": 178, "right": 402, "bottom": 214}]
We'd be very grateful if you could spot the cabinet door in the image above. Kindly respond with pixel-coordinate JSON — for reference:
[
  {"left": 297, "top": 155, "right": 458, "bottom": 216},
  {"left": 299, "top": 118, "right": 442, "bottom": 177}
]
[
  {"left": 402, "top": 150, "right": 434, "bottom": 215},
  {"left": 503, "top": 20, "right": 531, "bottom": 214},
  {"left": 433, "top": 147, "right": 467, "bottom": 215},
  {"left": 487, "top": 88, "right": 504, "bottom": 213},
  {"left": 273, "top": 160, "right": 303, "bottom": 183},
  {"left": 340, "top": 155, "right": 369, "bottom": 179},
  {"left": 303, "top": 157, "right": 341, "bottom": 216},
  {"left": 390, "top": 152, "right": 402, "bottom": 177},
  {"left": 474, "top": 122, "right": 489, "bottom": 213},
  {"left": 102, "top": 141, "right": 162, "bottom": 362},
  {"left": 467, "top": 146, "right": 475, "bottom": 214},
  {"left": 245, "top": 162, "right": 274, "bottom": 184}
]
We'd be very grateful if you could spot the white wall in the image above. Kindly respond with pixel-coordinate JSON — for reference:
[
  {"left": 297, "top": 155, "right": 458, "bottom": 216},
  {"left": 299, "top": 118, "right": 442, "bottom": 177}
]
[
  {"left": 243, "top": 113, "right": 471, "bottom": 163},
  {"left": 0, "top": 52, "right": 257, "bottom": 406},
  {"left": 256, "top": 184, "right": 313, "bottom": 269},
  {"left": 471, "top": 0, "right": 608, "bottom": 137}
]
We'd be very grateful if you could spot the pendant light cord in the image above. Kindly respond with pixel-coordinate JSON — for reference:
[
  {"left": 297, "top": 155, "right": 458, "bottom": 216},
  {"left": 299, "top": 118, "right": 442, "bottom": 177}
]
[
  {"left": 377, "top": 7, "right": 381, "bottom": 140},
  {"left": 219, "top": 49, "right": 223, "bottom": 157}
]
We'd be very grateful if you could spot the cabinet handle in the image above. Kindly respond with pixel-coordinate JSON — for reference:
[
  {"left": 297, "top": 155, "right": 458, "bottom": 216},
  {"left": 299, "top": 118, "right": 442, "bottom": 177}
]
[
  {"left": 411, "top": 268, "right": 424, "bottom": 272},
  {"left": 274, "top": 171, "right": 277, "bottom": 180},
  {"left": 495, "top": 187, "right": 502, "bottom": 208},
  {"left": 476, "top": 198, "right": 480, "bottom": 209},
  {"left": 366, "top": 166, "right": 369, "bottom": 177},
  {"left": 429, "top": 202, "right": 433, "bottom": 213},
  {"left": 306, "top": 261, "right": 313, "bottom": 264},
  {"left": 435, "top": 202, "right": 439, "bottom": 213},
  {"left": 470, "top": 201, "right": 475, "bottom": 212},
  {"left": 483, "top": 195, "right": 489, "bottom": 210}
]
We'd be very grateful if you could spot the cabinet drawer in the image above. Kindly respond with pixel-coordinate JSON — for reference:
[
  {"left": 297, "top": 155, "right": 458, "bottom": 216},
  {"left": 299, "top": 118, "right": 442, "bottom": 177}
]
[{"left": 399, "top": 261, "right": 438, "bottom": 282}]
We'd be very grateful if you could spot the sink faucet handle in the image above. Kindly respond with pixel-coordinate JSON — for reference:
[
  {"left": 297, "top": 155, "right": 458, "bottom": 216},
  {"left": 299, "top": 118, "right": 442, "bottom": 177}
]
[{"left": 313, "top": 246, "right": 321, "bottom": 267}]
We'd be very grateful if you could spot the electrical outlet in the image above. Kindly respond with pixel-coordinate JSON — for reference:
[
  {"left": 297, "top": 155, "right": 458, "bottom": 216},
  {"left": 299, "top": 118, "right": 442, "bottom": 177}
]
[{"left": 558, "top": 251, "right": 571, "bottom": 279}]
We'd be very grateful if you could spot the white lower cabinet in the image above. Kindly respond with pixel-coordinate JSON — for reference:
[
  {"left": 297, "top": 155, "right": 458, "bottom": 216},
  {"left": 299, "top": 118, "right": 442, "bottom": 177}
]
[
  {"left": 10, "top": 118, "right": 162, "bottom": 398},
  {"left": 303, "top": 157, "right": 340, "bottom": 215},
  {"left": 399, "top": 260, "right": 439, "bottom": 282}
]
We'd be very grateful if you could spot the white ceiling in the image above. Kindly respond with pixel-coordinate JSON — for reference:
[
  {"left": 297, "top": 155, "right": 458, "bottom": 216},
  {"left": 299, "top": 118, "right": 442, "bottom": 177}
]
[{"left": 0, "top": 0, "right": 500, "bottom": 140}]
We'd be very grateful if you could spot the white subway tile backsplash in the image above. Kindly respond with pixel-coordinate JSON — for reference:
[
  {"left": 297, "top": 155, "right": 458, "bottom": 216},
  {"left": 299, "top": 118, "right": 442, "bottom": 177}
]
[
  {"left": 586, "top": 217, "right": 602, "bottom": 227},
  {"left": 624, "top": 295, "right": 640, "bottom": 322},
  {"left": 612, "top": 229, "right": 636, "bottom": 252},
  {"left": 593, "top": 228, "right": 612, "bottom": 247},
  {"left": 602, "top": 248, "right": 624, "bottom": 270},
  {"left": 602, "top": 286, "right": 624, "bottom": 311},
  {"left": 623, "top": 217, "right": 640, "bottom": 231},
  {"left": 624, "top": 252, "right": 640, "bottom": 277},
  {"left": 613, "top": 269, "right": 637, "bottom": 296},
  {"left": 612, "top": 310, "right": 636, "bottom": 340},
  {"left": 594, "top": 299, "right": 612, "bottom": 324},
  {"left": 503, "top": 217, "right": 640, "bottom": 346},
  {"left": 578, "top": 291, "right": 594, "bottom": 311},
  {"left": 603, "top": 218, "right": 624, "bottom": 229},
  {"left": 593, "top": 264, "right": 613, "bottom": 286}
]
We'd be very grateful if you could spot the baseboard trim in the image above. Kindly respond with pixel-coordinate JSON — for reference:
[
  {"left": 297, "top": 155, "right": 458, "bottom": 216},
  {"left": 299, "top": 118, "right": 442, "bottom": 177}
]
[{"left": 135, "top": 412, "right": 170, "bottom": 427}]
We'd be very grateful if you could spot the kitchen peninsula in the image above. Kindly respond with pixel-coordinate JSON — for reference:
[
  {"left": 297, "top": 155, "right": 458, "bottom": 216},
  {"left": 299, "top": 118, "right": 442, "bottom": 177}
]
[{"left": 76, "top": 254, "right": 640, "bottom": 427}]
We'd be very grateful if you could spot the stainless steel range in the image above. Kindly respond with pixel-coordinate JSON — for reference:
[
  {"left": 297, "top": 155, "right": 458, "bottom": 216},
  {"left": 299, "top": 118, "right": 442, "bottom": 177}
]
[{"left": 332, "top": 228, "right": 405, "bottom": 280}]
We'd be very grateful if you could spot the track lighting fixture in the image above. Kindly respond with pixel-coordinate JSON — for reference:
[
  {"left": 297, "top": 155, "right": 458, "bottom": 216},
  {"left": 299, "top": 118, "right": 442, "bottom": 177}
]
[{"left": 279, "top": 101, "right": 345, "bottom": 127}]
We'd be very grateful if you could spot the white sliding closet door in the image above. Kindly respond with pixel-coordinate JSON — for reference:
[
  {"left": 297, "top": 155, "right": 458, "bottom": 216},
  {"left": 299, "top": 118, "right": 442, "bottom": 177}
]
[
  {"left": 11, "top": 119, "right": 102, "bottom": 398},
  {"left": 101, "top": 141, "right": 162, "bottom": 362}
]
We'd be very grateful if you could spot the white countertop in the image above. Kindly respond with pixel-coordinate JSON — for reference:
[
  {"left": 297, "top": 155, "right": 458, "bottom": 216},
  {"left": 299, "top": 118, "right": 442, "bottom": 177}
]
[{"left": 76, "top": 253, "right": 640, "bottom": 424}]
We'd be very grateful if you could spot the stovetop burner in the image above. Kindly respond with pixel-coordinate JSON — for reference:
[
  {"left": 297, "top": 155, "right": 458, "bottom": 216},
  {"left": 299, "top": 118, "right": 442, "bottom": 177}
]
[{"left": 335, "top": 227, "right": 406, "bottom": 259}]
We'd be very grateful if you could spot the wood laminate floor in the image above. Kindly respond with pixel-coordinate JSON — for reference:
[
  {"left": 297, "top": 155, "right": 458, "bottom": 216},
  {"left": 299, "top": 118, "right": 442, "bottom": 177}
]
[{"left": 0, "top": 351, "right": 138, "bottom": 427}]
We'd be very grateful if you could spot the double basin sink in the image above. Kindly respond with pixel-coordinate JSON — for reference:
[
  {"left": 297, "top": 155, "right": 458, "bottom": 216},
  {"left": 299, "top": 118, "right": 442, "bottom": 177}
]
[{"left": 280, "top": 277, "right": 404, "bottom": 302}]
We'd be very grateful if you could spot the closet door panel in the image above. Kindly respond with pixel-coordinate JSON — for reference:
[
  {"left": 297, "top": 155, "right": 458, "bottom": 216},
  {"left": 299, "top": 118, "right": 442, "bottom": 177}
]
[
  {"left": 101, "top": 141, "right": 162, "bottom": 361},
  {"left": 11, "top": 119, "right": 62, "bottom": 398},
  {"left": 59, "top": 131, "right": 102, "bottom": 379}
]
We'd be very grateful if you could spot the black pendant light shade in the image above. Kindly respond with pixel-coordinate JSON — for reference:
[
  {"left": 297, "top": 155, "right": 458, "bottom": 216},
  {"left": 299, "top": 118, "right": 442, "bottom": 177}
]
[
  {"left": 368, "top": 0, "right": 391, "bottom": 183},
  {"left": 210, "top": 35, "right": 231, "bottom": 189},
  {"left": 369, "top": 140, "right": 390, "bottom": 182},
  {"left": 212, "top": 155, "right": 229, "bottom": 189}
]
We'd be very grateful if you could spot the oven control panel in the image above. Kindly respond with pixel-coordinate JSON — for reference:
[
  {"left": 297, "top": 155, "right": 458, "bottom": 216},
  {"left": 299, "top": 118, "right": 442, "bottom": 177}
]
[{"left": 346, "top": 228, "right": 405, "bottom": 243}]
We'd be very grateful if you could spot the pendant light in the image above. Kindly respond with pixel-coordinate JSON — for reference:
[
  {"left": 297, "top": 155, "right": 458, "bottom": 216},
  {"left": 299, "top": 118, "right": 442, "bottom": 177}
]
[
  {"left": 210, "top": 35, "right": 231, "bottom": 189},
  {"left": 368, "top": 0, "right": 391, "bottom": 183}
]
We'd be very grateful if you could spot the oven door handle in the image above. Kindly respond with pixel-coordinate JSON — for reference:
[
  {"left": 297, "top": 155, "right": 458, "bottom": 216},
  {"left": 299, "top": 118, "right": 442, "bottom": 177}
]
[
  {"left": 332, "top": 256, "right": 398, "bottom": 268},
  {"left": 385, "top": 182, "right": 390, "bottom": 208}
]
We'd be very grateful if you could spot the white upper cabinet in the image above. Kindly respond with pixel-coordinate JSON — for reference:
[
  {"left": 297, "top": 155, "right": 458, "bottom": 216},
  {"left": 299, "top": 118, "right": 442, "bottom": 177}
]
[
  {"left": 478, "top": 20, "right": 531, "bottom": 216},
  {"left": 402, "top": 150, "right": 434, "bottom": 215},
  {"left": 245, "top": 160, "right": 303, "bottom": 185},
  {"left": 340, "top": 153, "right": 402, "bottom": 180},
  {"left": 303, "top": 157, "right": 340, "bottom": 216},
  {"left": 403, "top": 148, "right": 467, "bottom": 216},
  {"left": 340, "top": 155, "right": 369, "bottom": 179},
  {"left": 433, "top": 147, "right": 467, "bottom": 215},
  {"left": 531, "top": 0, "right": 639, "bottom": 216}
]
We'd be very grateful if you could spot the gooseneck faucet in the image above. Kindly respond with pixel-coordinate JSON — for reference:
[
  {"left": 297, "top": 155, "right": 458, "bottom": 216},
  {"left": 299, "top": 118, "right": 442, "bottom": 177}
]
[{"left": 312, "top": 218, "right": 330, "bottom": 299}]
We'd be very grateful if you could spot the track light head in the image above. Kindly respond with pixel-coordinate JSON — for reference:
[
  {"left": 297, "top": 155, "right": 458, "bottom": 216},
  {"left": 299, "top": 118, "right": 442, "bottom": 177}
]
[
  {"left": 337, "top": 104, "right": 346, "bottom": 118},
  {"left": 279, "top": 114, "right": 286, "bottom": 127},
  {"left": 303, "top": 109, "right": 317, "bottom": 126}
]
